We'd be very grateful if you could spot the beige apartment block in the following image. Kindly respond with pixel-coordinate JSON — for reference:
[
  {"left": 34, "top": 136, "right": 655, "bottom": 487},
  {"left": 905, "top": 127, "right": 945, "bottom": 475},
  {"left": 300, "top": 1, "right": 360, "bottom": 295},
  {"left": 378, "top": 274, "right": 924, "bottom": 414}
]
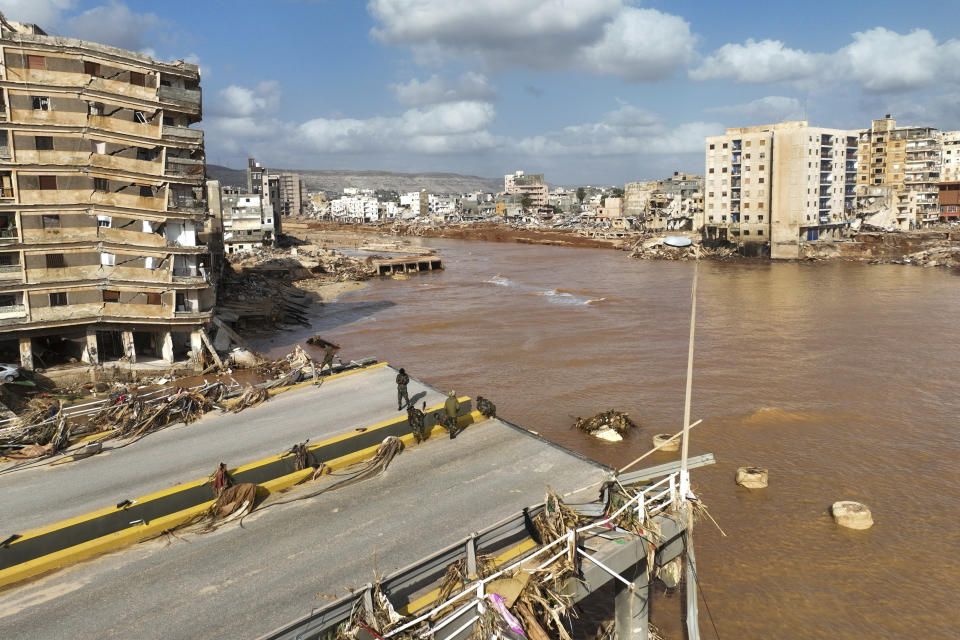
[
  {"left": 858, "top": 115, "right": 941, "bottom": 228},
  {"left": 940, "top": 131, "right": 960, "bottom": 183},
  {"left": 704, "top": 121, "right": 858, "bottom": 259},
  {"left": 0, "top": 14, "right": 215, "bottom": 370},
  {"left": 504, "top": 170, "right": 548, "bottom": 210}
]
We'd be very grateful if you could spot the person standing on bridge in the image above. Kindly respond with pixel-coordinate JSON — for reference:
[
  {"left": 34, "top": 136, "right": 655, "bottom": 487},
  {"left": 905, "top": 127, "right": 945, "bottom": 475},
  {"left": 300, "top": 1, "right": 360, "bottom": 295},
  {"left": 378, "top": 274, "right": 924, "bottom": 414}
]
[
  {"left": 444, "top": 390, "right": 460, "bottom": 439},
  {"left": 396, "top": 368, "right": 410, "bottom": 410}
]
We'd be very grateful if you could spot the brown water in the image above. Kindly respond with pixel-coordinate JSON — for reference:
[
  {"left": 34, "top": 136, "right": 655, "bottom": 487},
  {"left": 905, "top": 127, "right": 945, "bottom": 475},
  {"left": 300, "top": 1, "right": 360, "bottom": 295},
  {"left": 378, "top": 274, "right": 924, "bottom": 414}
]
[{"left": 255, "top": 239, "right": 960, "bottom": 639}]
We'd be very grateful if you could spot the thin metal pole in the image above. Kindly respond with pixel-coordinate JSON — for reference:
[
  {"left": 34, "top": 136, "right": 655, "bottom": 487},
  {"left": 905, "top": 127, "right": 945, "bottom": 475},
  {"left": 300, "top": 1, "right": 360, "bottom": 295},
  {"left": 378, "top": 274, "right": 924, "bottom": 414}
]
[{"left": 680, "top": 252, "right": 700, "bottom": 497}]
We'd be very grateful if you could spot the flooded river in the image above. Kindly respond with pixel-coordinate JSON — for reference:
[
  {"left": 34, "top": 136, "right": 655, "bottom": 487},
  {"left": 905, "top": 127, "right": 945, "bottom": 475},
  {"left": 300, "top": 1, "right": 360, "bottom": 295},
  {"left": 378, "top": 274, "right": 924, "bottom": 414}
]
[{"left": 256, "top": 238, "right": 960, "bottom": 639}]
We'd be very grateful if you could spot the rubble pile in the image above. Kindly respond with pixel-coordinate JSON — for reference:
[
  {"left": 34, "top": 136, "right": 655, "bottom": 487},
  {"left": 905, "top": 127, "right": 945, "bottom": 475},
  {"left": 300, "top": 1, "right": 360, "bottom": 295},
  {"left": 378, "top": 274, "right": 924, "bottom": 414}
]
[
  {"left": 220, "top": 246, "right": 376, "bottom": 329},
  {"left": 893, "top": 245, "right": 960, "bottom": 268},
  {"left": 574, "top": 409, "right": 637, "bottom": 442},
  {"left": 629, "top": 237, "right": 738, "bottom": 261}
]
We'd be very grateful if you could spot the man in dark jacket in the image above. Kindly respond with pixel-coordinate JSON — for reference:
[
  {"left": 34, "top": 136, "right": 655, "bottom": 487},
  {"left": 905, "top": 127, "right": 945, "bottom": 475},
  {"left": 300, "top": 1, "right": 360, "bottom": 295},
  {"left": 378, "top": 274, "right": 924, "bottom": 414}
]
[
  {"left": 396, "top": 368, "right": 410, "bottom": 410},
  {"left": 444, "top": 390, "right": 460, "bottom": 439}
]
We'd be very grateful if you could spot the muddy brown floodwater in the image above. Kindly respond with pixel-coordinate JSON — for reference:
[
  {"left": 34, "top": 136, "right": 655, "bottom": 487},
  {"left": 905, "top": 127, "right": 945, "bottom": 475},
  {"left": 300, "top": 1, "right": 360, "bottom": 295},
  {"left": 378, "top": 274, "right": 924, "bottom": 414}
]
[{"left": 254, "top": 238, "right": 960, "bottom": 639}]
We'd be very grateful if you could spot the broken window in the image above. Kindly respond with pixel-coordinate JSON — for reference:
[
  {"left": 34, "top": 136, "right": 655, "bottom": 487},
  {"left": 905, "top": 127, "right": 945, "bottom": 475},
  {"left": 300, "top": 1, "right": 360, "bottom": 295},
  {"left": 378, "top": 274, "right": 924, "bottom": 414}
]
[
  {"left": 42, "top": 214, "right": 60, "bottom": 228},
  {"left": 84, "top": 60, "right": 101, "bottom": 76},
  {"left": 35, "top": 136, "right": 53, "bottom": 151},
  {"left": 100, "top": 252, "right": 115, "bottom": 266},
  {"left": 38, "top": 175, "right": 57, "bottom": 190},
  {"left": 136, "top": 147, "right": 154, "bottom": 161},
  {"left": 45, "top": 253, "right": 65, "bottom": 268},
  {"left": 0, "top": 172, "right": 11, "bottom": 198},
  {"left": 31, "top": 96, "right": 50, "bottom": 111},
  {"left": 49, "top": 292, "right": 67, "bottom": 306},
  {"left": 88, "top": 102, "right": 103, "bottom": 116},
  {"left": 26, "top": 55, "right": 45, "bottom": 70},
  {"left": 139, "top": 185, "right": 153, "bottom": 198},
  {"left": 129, "top": 71, "right": 146, "bottom": 87},
  {"left": 94, "top": 178, "right": 108, "bottom": 192},
  {"left": 133, "top": 110, "right": 148, "bottom": 124},
  {"left": 97, "top": 215, "right": 111, "bottom": 227},
  {"left": 146, "top": 292, "right": 162, "bottom": 305},
  {"left": 102, "top": 290, "right": 119, "bottom": 302}
]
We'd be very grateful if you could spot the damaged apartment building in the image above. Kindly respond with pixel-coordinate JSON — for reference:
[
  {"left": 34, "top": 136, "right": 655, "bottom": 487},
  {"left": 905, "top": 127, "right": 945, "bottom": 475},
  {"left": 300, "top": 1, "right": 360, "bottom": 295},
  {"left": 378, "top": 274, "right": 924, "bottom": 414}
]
[{"left": 0, "top": 14, "right": 216, "bottom": 370}]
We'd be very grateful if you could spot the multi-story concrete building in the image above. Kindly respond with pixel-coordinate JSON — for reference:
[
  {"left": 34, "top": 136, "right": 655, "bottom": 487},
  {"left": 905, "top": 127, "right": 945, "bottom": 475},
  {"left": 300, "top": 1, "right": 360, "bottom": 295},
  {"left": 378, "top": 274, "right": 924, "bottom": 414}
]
[
  {"left": 857, "top": 115, "right": 941, "bottom": 228},
  {"left": 504, "top": 170, "right": 548, "bottom": 211},
  {"left": 399, "top": 190, "right": 428, "bottom": 217},
  {"left": 0, "top": 14, "right": 215, "bottom": 369},
  {"left": 220, "top": 191, "right": 276, "bottom": 252},
  {"left": 276, "top": 172, "right": 306, "bottom": 217},
  {"left": 704, "top": 121, "right": 858, "bottom": 259},
  {"left": 939, "top": 131, "right": 960, "bottom": 183}
]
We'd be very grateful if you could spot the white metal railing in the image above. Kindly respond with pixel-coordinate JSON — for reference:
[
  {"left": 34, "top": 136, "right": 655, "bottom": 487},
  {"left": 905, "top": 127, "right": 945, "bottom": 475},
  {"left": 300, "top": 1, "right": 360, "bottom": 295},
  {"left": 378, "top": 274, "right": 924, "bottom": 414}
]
[{"left": 384, "top": 472, "right": 681, "bottom": 637}]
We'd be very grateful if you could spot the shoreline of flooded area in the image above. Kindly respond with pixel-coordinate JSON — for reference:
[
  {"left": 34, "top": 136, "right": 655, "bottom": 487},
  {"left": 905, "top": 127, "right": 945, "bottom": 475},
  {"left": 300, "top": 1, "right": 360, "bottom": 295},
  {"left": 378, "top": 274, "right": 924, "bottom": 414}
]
[{"left": 251, "top": 237, "right": 960, "bottom": 639}]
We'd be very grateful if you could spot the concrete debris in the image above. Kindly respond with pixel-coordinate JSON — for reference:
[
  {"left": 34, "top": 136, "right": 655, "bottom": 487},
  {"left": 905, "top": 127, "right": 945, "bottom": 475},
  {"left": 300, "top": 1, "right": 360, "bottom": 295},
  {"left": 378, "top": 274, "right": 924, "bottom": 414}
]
[{"left": 574, "top": 410, "right": 637, "bottom": 440}]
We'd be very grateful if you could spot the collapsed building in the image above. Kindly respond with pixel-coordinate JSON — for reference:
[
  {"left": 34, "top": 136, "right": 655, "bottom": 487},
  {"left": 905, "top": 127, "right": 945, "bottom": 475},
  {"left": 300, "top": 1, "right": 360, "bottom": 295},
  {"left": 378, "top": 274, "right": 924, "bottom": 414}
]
[{"left": 0, "top": 13, "right": 215, "bottom": 370}]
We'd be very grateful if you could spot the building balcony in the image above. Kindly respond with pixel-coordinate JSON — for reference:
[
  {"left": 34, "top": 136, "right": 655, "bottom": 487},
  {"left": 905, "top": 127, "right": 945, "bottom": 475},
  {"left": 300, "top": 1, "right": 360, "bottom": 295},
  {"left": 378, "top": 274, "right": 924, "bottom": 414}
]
[
  {"left": 165, "top": 157, "right": 205, "bottom": 178},
  {"left": 0, "top": 304, "right": 25, "bottom": 320},
  {"left": 159, "top": 85, "right": 202, "bottom": 106},
  {"left": 168, "top": 195, "right": 207, "bottom": 214},
  {"left": 162, "top": 126, "right": 204, "bottom": 142},
  {"left": 0, "top": 227, "right": 18, "bottom": 242},
  {"left": 88, "top": 115, "right": 159, "bottom": 138},
  {"left": 0, "top": 264, "right": 22, "bottom": 279}
]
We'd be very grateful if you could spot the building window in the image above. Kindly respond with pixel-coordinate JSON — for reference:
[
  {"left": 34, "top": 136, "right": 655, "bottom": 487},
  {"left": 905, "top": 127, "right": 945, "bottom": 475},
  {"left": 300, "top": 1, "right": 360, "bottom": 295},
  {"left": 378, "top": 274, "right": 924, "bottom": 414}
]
[
  {"left": 133, "top": 110, "right": 148, "bottom": 124},
  {"left": 709, "top": 144, "right": 715, "bottom": 150},
  {"left": 722, "top": 167, "right": 728, "bottom": 173},
  {"left": 84, "top": 60, "right": 101, "bottom": 76},
  {"left": 26, "top": 55, "right": 45, "bottom": 70},
  {"left": 94, "top": 177, "right": 109, "bottom": 192},
  {"left": 722, "top": 143, "right": 728, "bottom": 149},
  {"left": 758, "top": 177, "right": 765, "bottom": 183},
  {"left": 708, "top": 192, "right": 714, "bottom": 197},
  {"left": 745, "top": 153, "right": 751, "bottom": 159},
  {"left": 760, "top": 140, "right": 765, "bottom": 146},
  {"left": 745, "top": 141, "right": 751, "bottom": 147},
  {"left": 88, "top": 102, "right": 103, "bottom": 116},
  {"left": 91, "top": 140, "right": 106, "bottom": 154},
  {"left": 758, "top": 202, "right": 765, "bottom": 209},
  {"left": 708, "top": 168, "right": 714, "bottom": 174},
  {"left": 758, "top": 229, "right": 764, "bottom": 236},
  {"left": 758, "top": 215, "right": 764, "bottom": 222},
  {"left": 49, "top": 292, "right": 67, "bottom": 306},
  {"left": 744, "top": 230, "right": 750, "bottom": 236},
  {"left": 744, "top": 203, "right": 750, "bottom": 208},
  {"left": 35, "top": 136, "right": 54, "bottom": 151},
  {"left": 759, "top": 164, "right": 765, "bottom": 171},
  {"left": 139, "top": 185, "right": 153, "bottom": 198},
  {"left": 100, "top": 252, "right": 115, "bottom": 266},
  {"left": 136, "top": 147, "right": 154, "bottom": 161},
  {"left": 45, "top": 253, "right": 65, "bottom": 268},
  {"left": 102, "top": 290, "right": 120, "bottom": 302},
  {"left": 97, "top": 215, "right": 111, "bottom": 228},
  {"left": 129, "top": 71, "right": 146, "bottom": 86},
  {"left": 42, "top": 214, "right": 60, "bottom": 228},
  {"left": 38, "top": 175, "right": 57, "bottom": 190},
  {"left": 744, "top": 215, "right": 750, "bottom": 221},
  {"left": 31, "top": 96, "right": 50, "bottom": 111},
  {"left": 146, "top": 292, "right": 162, "bottom": 305}
]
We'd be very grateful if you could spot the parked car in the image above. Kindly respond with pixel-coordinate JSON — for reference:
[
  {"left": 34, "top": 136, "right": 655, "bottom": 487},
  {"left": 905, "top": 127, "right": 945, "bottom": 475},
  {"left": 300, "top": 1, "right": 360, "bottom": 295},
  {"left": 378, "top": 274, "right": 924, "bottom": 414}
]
[{"left": 0, "top": 363, "right": 20, "bottom": 383}]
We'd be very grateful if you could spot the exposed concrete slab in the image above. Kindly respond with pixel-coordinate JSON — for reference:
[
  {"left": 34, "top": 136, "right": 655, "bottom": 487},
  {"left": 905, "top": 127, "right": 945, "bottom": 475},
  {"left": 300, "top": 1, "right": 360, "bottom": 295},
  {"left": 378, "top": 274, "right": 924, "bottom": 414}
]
[
  {"left": 0, "top": 416, "right": 607, "bottom": 640},
  {"left": 0, "top": 365, "right": 445, "bottom": 533}
]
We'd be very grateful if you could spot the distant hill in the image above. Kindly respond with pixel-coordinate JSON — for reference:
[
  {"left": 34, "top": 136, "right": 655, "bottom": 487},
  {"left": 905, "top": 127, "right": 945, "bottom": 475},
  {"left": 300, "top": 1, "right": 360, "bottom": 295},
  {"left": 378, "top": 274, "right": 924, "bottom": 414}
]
[{"left": 205, "top": 165, "right": 503, "bottom": 194}]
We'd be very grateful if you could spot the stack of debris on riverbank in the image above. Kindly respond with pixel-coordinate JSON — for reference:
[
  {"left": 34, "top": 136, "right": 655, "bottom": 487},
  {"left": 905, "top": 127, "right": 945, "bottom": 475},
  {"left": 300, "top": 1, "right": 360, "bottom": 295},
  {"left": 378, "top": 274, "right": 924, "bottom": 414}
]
[
  {"left": 629, "top": 235, "right": 738, "bottom": 261},
  {"left": 220, "top": 246, "right": 379, "bottom": 330}
]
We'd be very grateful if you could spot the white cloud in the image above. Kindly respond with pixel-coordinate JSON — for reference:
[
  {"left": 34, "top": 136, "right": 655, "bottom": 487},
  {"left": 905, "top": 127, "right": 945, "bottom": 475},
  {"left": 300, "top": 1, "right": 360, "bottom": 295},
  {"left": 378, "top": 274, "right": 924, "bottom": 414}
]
[
  {"left": 369, "top": 0, "right": 692, "bottom": 81},
  {"left": 0, "top": 0, "right": 74, "bottom": 29},
  {"left": 63, "top": 1, "right": 165, "bottom": 53},
  {"left": 580, "top": 7, "right": 696, "bottom": 81},
  {"left": 515, "top": 103, "right": 722, "bottom": 157},
  {"left": 213, "top": 81, "right": 281, "bottom": 118},
  {"left": 705, "top": 96, "right": 804, "bottom": 123},
  {"left": 692, "top": 29, "right": 960, "bottom": 94},
  {"left": 391, "top": 72, "right": 497, "bottom": 106},
  {"left": 689, "top": 38, "right": 820, "bottom": 83},
  {"left": 840, "top": 27, "right": 960, "bottom": 93}
]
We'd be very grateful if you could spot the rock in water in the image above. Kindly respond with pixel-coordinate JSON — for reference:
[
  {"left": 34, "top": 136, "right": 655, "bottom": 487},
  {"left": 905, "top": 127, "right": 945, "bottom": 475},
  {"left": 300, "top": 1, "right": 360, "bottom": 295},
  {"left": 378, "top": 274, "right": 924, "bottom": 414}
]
[
  {"left": 736, "top": 466, "right": 769, "bottom": 488},
  {"left": 831, "top": 501, "right": 874, "bottom": 529},
  {"left": 652, "top": 433, "right": 679, "bottom": 451}
]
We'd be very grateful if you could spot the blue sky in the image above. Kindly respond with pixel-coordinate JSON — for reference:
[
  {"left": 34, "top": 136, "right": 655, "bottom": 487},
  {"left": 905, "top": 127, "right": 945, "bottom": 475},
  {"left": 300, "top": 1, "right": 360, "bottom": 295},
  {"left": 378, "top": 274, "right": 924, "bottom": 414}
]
[{"left": 3, "top": 0, "right": 959, "bottom": 184}]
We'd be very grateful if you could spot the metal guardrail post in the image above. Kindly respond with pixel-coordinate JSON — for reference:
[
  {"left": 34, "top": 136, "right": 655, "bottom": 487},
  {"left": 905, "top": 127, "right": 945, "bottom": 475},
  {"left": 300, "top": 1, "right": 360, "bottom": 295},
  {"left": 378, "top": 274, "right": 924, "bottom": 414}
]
[{"left": 465, "top": 534, "right": 477, "bottom": 579}]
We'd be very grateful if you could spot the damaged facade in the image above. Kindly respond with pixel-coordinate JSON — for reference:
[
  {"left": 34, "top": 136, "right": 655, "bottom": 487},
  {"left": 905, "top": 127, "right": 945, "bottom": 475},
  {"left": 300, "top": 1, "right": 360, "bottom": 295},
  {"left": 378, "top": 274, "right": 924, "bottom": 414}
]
[{"left": 0, "top": 14, "right": 215, "bottom": 370}]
